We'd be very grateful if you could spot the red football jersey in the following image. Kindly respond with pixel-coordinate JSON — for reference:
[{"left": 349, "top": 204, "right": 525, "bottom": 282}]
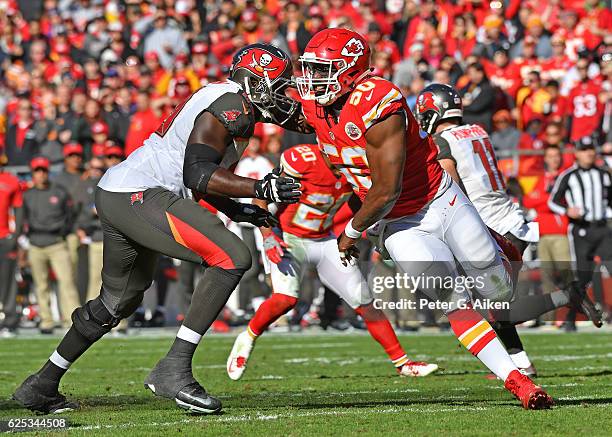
[
  {"left": 567, "top": 79, "right": 603, "bottom": 141},
  {"left": 278, "top": 144, "right": 353, "bottom": 239},
  {"left": 301, "top": 76, "right": 443, "bottom": 219}
]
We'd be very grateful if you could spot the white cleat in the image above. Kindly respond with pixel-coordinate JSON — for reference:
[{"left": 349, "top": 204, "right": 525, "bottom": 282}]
[
  {"left": 398, "top": 361, "right": 439, "bottom": 377},
  {"left": 227, "top": 331, "right": 254, "bottom": 381},
  {"left": 518, "top": 364, "right": 538, "bottom": 377}
]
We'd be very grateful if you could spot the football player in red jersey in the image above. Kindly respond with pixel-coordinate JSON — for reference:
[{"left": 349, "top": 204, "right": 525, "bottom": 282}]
[
  {"left": 292, "top": 29, "right": 553, "bottom": 409},
  {"left": 226, "top": 144, "right": 439, "bottom": 380}
]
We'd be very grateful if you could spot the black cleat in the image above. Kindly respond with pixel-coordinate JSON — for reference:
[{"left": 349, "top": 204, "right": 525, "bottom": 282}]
[
  {"left": 13, "top": 374, "right": 78, "bottom": 414},
  {"left": 174, "top": 382, "right": 222, "bottom": 414},
  {"left": 567, "top": 282, "right": 603, "bottom": 327},
  {"left": 144, "top": 356, "right": 222, "bottom": 414}
]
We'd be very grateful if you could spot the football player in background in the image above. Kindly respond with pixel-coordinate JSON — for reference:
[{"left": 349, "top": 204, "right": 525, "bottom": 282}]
[
  {"left": 13, "top": 44, "right": 302, "bottom": 415},
  {"left": 416, "top": 83, "right": 603, "bottom": 376},
  {"left": 226, "top": 144, "right": 439, "bottom": 380},
  {"left": 294, "top": 28, "right": 553, "bottom": 409}
]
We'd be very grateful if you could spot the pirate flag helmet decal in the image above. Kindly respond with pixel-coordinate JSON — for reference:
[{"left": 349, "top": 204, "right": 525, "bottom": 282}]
[
  {"left": 230, "top": 43, "right": 298, "bottom": 125},
  {"left": 416, "top": 83, "right": 463, "bottom": 135}
]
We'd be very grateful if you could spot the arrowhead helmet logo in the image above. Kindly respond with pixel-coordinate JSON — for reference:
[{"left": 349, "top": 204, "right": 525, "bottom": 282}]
[{"left": 341, "top": 38, "right": 365, "bottom": 57}]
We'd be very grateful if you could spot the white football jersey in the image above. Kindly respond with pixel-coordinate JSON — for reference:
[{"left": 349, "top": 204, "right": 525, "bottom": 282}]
[
  {"left": 434, "top": 124, "right": 538, "bottom": 241},
  {"left": 98, "top": 80, "right": 254, "bottom": 198}
]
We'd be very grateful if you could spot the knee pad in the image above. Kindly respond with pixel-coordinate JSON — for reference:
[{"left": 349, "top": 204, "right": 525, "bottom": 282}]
[
  {"left": 71, "top": 297, "right": 120, "bottom": 342},
  {"left": 230, "top": 242, "right": 252, "bottom": 272}
]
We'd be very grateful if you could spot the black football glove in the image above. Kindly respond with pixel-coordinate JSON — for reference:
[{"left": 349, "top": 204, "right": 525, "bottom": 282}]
[
  {"left": 228, "top": 203, "right": 279, "bottom": 228},
  {"left": 254, "top": 168, "right": 301, "bottom": 203}
]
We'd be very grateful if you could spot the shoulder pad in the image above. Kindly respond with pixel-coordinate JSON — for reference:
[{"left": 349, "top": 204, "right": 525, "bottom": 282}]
[
  {"left": 280, "top": 145, "right": 320, "bottom": 179},
  {"left": 206, "top": 92, "right": 255, "bottom": 138},
  {"left": 349, "top": 77, "right": 405, "bottom": 130}
]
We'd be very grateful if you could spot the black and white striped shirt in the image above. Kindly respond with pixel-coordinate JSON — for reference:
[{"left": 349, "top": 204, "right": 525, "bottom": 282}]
[{"left": 548, "top": 164, "right": 612, "bottom": 223}]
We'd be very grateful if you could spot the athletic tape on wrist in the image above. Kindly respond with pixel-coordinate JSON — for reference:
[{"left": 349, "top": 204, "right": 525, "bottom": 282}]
[{"left": 344, "top": 219, "right": 362, "bottom": 239}]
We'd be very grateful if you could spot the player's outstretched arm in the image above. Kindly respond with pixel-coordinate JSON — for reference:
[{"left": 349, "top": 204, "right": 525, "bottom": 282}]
[
  {"left": 183, "top": 112, "right": 300, "bottom": 203},
  {"left": 199, "top": 194, "right": 279, "bottom": 228},
  {"left": 351, "top": 113, "right": 406, "bottom": 231}
]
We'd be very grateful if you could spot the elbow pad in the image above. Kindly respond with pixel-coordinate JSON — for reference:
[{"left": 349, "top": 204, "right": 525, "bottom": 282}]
[{"left": 183, "top": 143, "right": 223, "bottom": 193}]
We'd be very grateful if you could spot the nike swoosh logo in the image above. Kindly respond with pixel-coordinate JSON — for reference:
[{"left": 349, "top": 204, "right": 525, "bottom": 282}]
[
  {"left": 449, "top": 194, "right": 457, "bottom": 206},
  {"left": 291, "top": 152, "right": 298, "bottom": 162},
  {"left": 365, "top": 90, "right": 374, "bottom": 101}
]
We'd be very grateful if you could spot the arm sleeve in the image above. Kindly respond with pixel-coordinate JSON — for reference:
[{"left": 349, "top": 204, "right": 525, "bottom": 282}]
[
  {"left": 547, "top": 172, "right": 570, "bottom": 215},
  {"left": 433, "top": 133, "right": 456, "bottom": 163},
  {"left": 205, "top": 92, "right": 255, "bottom": 139}
]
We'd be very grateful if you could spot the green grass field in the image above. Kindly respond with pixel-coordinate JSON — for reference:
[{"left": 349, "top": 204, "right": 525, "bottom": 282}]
[{"left": 1, "top": 330, "right": 611, "bottom": 436}]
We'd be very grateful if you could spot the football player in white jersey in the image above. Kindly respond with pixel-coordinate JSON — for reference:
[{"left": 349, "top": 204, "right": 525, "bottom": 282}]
[
  {"left": 13, "top": 44, "right": 306, "bottom": 415},
  {"left": 416, "top": 83, "right": 602, "bottom": 376}
]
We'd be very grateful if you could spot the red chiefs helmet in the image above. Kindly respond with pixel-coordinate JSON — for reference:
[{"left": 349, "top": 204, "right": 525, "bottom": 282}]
[
  {"left": 297, "top": 29, "right": 371, "bottom": 106},
  {"left": 229, "top": 43, "right": 298, "bottom": 125}
]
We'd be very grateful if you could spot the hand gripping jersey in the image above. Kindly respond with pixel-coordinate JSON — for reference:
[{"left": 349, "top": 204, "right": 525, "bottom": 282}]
[
  {"left": 434, "top": 124, "right": 538, "bottom": 241},
  {"left": 278, "top": 144, "right": 353, "bottom": 239},
  {"left": 98, "top": 80, "right": 255, "bottom": 198},
  {"left": 301, "top": 76, "right": 443, "bottom": 219}
]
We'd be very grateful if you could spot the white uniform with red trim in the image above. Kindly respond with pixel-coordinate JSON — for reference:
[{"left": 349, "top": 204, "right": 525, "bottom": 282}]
[
  {"left": 269, "top": 145, "right": 371, "bottom": 308},
  {"left": 434, "top": 124, "right": 539, "bottom": 242},
  {"left": 301, "top": 76, "right": 513, "bottom": 308}
]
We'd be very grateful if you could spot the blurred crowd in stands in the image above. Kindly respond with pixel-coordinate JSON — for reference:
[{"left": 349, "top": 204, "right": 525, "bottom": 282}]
[{"left": 0, "top": 0, "right": 610, "bottom": 335}]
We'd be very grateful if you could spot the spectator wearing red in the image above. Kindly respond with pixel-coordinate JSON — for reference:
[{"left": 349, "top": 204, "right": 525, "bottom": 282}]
[
  {"left": 327, "top": 0, "right": 362, "bottom": 31},
  {"left": 156, "top": 52, "right": 200, "bottom": 97},
  {"left": 485, "top": 48, "right": 521, "bottom": 99},
  {"left": 191, "top": 42, "right": 210, "bottom": 84},
  {"left": 82, "top": 57, "right": 104, "bottom": 99},
  {"left": 566, "top": 58, "right": 604, "bottom": 142},
  {"left": 367, "top": 23, "right": 400, "bottom": 68},
  {"left": 4, "top": 97, "right": 38, "bottom": 166},
  {"left": 541, "top": 80, "right": 569, "bottom": 127},
  {"left": 510, "top": 36, "right": 542, "bottom": 85},
  {"left": 555, "top": 9, "right": 590, "bottom": 60},
  {"left": 143, "top": 51, "right": 166, "bottom": 88},
  {"left": 104, "top": 143, "right": 124, "bottom": 168},
  {"left": 519, "top": 71, "right": 551, "bottom": 129},
  {"left": 258, "top": 13, "right": 289, "bottom": 55},
  {"left": 522, "top": 144, "right": 572, "bottom": 302},
  {"left": 240, "top": 8, "right": 261, "bottom": 45},
  {"left": 125, "top": 92, "right": 160, "bottom": 157},
  {"left": 209, "top": 24, "right": 243, "bottom": 68},
  {"left": 445, "top": 14, "right": 477, "bottom": 61},
  {"left": 355, "top": 0, "right": 391, "bottom": 36},
  {"left": 578, "top": 0, "right": 611, "bottom": 51},
  {"left": 304, "top": 5, "right": 326, "bottom": 35},
  {"left": 71, "top": 98, "right": 103, "bottom": 150},
  {"left": 401, "top": 0, "right": 442, "bottom": 59},
  {"left": 541, "top": 35, "right": 574, "bottom": 83}
]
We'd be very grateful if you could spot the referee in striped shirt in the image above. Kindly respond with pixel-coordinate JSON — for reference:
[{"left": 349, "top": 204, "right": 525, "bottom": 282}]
[{"left": 549, "top": 136, "right": 611, "bottom": 330}]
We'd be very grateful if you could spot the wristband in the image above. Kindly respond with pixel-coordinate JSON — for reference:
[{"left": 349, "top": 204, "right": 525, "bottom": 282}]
[{"left": 344, "top": 218, "right": 363, "bottom": 239}]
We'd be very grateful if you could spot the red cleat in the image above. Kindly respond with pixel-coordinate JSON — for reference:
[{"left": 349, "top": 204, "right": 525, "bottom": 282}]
[{"left": 504, "top": 370, "right": 554, "bottom": 410}]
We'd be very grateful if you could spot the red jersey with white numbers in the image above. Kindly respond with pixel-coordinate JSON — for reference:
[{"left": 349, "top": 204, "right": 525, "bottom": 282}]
[
  {"left": 278, "top": 144, "right": 353, "bottom": 239},
  {"left": 301, "top": 76, "right": 443, "bottom": 219},
  {"left": 567, "top": 79, "right": 603, "bottom": 141}
]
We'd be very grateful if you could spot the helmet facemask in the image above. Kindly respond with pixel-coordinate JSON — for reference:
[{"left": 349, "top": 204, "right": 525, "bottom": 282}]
[
  {"left": 242, "top": 71, "right": 299, "bottom": 125},
  {"left": 297, "top": 55, "right": 348, "bottom": 106}
]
